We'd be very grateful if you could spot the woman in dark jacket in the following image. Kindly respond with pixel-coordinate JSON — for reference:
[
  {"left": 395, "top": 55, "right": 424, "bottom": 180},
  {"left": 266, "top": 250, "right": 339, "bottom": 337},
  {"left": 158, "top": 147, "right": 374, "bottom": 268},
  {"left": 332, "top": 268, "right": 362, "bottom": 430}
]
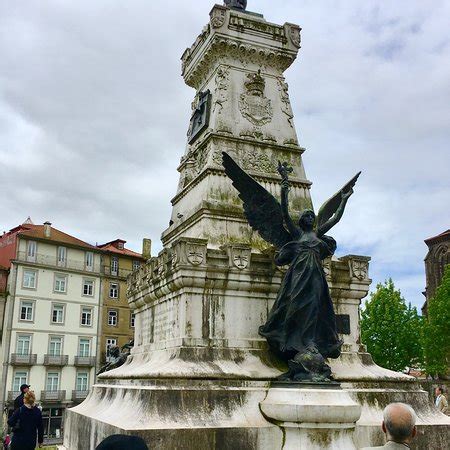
[{"left": 8, "top": 391, "right": 44, "bottom": 450}]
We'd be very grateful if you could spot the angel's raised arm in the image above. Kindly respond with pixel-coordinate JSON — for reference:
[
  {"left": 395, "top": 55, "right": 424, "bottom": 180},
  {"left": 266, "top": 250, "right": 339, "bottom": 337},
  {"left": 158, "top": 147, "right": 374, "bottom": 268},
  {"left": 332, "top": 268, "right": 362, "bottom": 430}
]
[{"left": 277, "top": 161, "right": 300, "bottom": 239}]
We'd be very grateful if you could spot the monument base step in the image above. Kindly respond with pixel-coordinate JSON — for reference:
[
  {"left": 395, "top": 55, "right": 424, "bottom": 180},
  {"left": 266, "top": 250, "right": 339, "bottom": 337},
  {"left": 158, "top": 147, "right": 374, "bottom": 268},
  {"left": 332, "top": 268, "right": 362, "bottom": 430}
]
[{"left": 62, "top": 378, "right": 450, "bottom": 450}]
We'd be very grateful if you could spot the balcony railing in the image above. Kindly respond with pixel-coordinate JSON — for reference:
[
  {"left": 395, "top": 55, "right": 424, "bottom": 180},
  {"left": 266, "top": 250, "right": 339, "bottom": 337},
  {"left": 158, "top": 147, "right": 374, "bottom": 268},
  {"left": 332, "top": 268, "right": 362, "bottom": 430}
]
[
  {"left": 8, "top": 391, "right": 20, "bottom": 401},
  {"left": 41, "top": 390, "right": 66, "bottom": 402},
  {"left": 72, "top": 390, "right": 89, "bottom": 402},
  {"left": 43, "top": 354, "right": 69, "bottom": 366},
  {"left": 16, "top": 251, "right": 101, "bottom": 274},
  {"left": 10, "top": 353, "right": 37, "bottom": 366},
  {"left": 74, "top": 356, "right": 96, "bottom": 367},
  {"left": 102, "top": 266, "right": 133, "bottom": 278}
]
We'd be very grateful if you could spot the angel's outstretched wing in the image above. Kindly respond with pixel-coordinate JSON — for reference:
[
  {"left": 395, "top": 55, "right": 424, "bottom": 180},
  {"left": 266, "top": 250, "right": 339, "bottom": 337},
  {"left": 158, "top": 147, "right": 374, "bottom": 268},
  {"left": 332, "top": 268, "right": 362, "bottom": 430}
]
[
  {"left": 317, "top": 172, "right": 361, "bottom": 233},
  {"left": 222, "top": 152, "right": 292, "bottom": 249}
]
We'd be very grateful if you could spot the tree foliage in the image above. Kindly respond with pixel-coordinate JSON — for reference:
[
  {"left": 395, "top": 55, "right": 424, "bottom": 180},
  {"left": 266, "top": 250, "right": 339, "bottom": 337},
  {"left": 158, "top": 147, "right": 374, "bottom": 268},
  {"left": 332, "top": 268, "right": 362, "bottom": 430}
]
[
  {"left": 361, "top": 279, "right": 423, "bottom": 372},
  {"left": 422, "top": 264, "right": 450, "bottom": 377}
]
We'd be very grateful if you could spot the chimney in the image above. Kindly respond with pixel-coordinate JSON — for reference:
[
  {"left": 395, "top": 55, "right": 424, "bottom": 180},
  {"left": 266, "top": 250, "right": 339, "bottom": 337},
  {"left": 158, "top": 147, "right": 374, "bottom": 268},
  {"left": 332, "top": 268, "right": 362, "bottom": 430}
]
[
  {"left": 44, "top": 221, "right": 52, "bottom": 238},
  {"left": 142, "top": 238, "right": 152, "bottom": 260}
]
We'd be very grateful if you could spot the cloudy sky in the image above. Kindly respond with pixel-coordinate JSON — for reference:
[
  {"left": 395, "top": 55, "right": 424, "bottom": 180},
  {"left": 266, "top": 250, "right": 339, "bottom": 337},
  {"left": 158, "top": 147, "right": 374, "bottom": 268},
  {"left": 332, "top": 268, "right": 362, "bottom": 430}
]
[{"left": 1, "top": 0, "right": 449, "bottom": 310}]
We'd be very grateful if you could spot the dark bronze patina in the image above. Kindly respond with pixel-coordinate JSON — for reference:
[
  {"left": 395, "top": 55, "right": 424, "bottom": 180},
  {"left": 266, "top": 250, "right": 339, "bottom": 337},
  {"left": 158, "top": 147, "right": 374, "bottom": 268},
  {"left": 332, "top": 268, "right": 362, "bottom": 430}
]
[
  {"left": 222, "top": 152, "right": 360, "bottom": 381},
  {"left": 224, "top": 0, "right": 247, "bottom": 11}
]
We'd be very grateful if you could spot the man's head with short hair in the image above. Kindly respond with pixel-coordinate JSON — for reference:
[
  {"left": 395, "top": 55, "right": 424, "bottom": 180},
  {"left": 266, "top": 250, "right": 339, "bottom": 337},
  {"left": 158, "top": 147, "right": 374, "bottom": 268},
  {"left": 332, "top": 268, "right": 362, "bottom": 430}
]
[
  {"left": 382, "top": 403, "right": 417, "bottom": 444},
  {"left": 435, "top": 386, "right": 443, "bottom": 396}
]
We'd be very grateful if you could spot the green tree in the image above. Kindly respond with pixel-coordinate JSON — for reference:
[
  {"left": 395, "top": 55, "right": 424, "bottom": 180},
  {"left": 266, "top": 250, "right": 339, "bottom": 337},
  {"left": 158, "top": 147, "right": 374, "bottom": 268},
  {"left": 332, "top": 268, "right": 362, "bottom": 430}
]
[
  {"left": 422, "top": 264, "right": 450, "bottom": 377},
  {"left": 361, "top": 279, "right": 423, "bottom": 372}
]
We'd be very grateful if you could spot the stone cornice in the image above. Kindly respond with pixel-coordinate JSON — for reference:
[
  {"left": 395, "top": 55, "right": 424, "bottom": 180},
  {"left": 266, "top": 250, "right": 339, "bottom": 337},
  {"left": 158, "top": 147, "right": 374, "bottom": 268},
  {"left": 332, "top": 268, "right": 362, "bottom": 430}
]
[{"left": 181, "top": 6, "right": 301, "bottom": 89}]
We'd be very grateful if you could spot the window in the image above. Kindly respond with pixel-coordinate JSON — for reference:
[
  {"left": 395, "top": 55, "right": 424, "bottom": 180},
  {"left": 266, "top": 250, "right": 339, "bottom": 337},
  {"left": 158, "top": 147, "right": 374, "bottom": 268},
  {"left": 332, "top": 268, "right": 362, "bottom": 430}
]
[
  {"left": 51, "top": 304, "right": 65, "bottom": 324},
  {"left": 132, "top": 260, "right": 141, "bottom": 271},
  {"left": 106, "top": 338, "right": 117, "bottom": 361},
  {"left": 27, "top": 241, "right": 37, "bottom": 262},
  {"left": 109, "top": 283, "right": 119, "bottom": 299},
  {"left": 76, "top": 372, "right": 88, "bottom": 392},
  {"left": 85, "top": 252, "right": 94, "bottom": 271},
  {"left": 78, "top": 338, "right": 91, "bottom": 357},
  {"left": 54, "top": 274, "right": 67, "bottom": 293},
  {"left": 83, "top": 280, "right": 94, "bottom": 296},
  {"left": 49, "top": 336, "right": 62, "bottom": 356},
  {"left": 108, "top": 310, "right": 118, "bottom": 326},
  {"left": 80, "top": 307, "right": 92, "bottom": 326},
  {"left": 23, "top": 270, "right": 37, "bottom": 289},
  {"left": 46, "top": 372, "right": 60, "bottom": 391},
  {"left": 20, "top": 301, "right": 34, "bottom": 321},
  {"left": 57, "top": 246, "right": 67, "bottom": 267},
  {"left": 17, "top": 335, "right": 31, "bottom": 355},
  {"left": 13, "top": 371, "right": 28, "bottom": 392},
  {"left": 111, "top": 257, "right": 118, "bottom": 276},
  {"left": 130, "top": 313, "right": 136, "bottom": 328}
]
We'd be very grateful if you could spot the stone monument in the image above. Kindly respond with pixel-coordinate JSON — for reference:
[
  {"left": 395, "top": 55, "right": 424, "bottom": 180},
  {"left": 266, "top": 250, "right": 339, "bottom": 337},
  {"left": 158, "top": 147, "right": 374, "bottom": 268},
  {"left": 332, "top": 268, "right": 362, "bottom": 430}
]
[{"left": 63, "top": 2, "right": 450, "bottom": 449}]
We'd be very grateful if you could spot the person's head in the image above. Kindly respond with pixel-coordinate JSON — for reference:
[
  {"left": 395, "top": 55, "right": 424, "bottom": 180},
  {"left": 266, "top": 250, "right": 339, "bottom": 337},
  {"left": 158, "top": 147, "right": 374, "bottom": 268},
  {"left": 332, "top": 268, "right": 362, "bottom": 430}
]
[
  {"left": 435, "top": 386, "right": 443, "bottom": 396},
  {"left": 20, "top": 383, "right": 30, "bottom": 394},
  {"left": 95, "top": 434, "right": 148, "bottom": 450},
  {"left": 382, "top": 403, "right": 417, "bottom": 444},
  {"left": 298, "top": 209, "right": 316, "bottom": 231},
  {"left": 23, "top": 390, "right": 36, "bottom": 407}
]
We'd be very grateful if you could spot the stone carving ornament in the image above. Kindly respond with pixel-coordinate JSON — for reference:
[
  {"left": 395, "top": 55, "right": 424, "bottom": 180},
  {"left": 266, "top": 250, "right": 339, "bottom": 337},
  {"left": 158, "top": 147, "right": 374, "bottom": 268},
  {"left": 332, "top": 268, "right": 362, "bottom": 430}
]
[
  {"left": 239, "top": 71, "right": 273, "bottom": 126},
  {"left": 278, "top": 78, "right": 294, "bottom": 128},
  {"left": 214, "top": 65, "right": 230, "bottom": 115},
  {"left": 289, "top": 25, "right": 301, "bottom": 48},
  {"left": 210, "top": 6, "right": 226, "bottom": 28},
  {"left": 350, "top": 259, "right": 369, "bottom": 281},
  {"left": 231, "top": 247, "right": 251, "bottom": 270},
  {"left": 186, "top": 243, "right": 205, "bottom": 265},
  {"left": 222, "top": 152, "right": 361, "bottom": 382}
]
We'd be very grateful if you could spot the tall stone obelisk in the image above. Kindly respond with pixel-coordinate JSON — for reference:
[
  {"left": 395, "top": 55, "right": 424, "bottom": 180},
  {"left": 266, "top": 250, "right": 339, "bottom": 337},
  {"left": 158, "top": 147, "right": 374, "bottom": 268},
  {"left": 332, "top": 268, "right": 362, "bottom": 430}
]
[
  {"left": 62, "top": 3, "right": 450, "bottom": 449},
  {"left": 161, "top": 3, "right": 310, "bottom": 250}
]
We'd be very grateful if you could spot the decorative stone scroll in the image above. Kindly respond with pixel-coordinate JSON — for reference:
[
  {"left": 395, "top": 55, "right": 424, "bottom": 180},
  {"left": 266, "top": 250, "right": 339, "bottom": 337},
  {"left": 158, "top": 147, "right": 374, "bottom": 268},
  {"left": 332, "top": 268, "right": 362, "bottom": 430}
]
[{"left": 239, "top": 71, "right": 273, "bottom": 126}]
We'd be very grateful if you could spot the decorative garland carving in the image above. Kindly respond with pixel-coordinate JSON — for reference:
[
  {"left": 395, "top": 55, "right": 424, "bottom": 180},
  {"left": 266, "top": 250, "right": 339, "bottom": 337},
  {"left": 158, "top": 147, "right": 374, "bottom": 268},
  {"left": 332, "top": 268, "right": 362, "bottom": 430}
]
[
  {"left": 278, "top": 78, "right": 294, "bottom": 128},
  {"left": 214, "top": 65, "right": 230, "bottom": 115}
]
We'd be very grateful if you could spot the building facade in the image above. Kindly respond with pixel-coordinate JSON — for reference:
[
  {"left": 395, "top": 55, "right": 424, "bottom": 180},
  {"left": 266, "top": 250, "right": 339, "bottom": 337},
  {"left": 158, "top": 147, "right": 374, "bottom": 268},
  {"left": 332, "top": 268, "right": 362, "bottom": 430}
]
[
  {"left": 0, "top": 221, "right": 102, "bottom": 440},
  {"left": 423, "top": 229, "right": 450, "bottom": 315},
  {"left": 96, "top": 240, "right": 144, "bottom": 365}
]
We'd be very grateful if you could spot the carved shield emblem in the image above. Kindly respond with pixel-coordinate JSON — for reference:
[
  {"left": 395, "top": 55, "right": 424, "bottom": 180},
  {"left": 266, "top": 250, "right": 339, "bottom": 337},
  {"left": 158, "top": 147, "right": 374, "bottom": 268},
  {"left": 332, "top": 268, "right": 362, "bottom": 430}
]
[
  {"left": 186, "top": 244, "right": 205, "bottom": 266},
  {"left": 351, "top": 260, "right": 368, "bottom": 281},
  {"left": 239, "top": 71, "right": 273, "bottom": 126},
  {"left": 232, "top": 248, "right": 251, "bottom": 270},
  {"left": 239, "top": 93, "right": 273, "bottom": 126}
]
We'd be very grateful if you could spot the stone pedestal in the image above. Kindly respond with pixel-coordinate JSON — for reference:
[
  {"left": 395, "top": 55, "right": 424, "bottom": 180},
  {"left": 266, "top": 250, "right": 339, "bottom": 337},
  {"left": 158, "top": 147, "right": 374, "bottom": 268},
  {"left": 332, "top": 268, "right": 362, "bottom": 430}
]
[{"left": 260, "top": 385, "right": 361, "bottom": 450}]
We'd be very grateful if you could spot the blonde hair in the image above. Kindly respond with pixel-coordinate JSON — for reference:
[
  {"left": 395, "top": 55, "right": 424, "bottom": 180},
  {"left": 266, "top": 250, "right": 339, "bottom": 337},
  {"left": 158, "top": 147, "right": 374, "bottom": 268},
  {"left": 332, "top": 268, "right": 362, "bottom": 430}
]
[{"left": 23, "top": 390, "right": 36, "bottom": 406}]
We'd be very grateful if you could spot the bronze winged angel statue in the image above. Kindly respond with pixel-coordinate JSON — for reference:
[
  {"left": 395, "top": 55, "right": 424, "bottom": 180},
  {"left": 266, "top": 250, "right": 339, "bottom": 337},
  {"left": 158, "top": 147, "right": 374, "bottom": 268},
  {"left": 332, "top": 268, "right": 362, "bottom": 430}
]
[{"left": 222, "top": 152, "right": 361, "bottom": 382}]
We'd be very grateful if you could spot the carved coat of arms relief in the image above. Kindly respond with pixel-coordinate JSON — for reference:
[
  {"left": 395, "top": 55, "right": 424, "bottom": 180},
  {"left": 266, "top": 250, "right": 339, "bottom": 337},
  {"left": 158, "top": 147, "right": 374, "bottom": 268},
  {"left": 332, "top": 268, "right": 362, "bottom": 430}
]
[{"left": 239, "top": 70, "right": 273, "bottom": 127}]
